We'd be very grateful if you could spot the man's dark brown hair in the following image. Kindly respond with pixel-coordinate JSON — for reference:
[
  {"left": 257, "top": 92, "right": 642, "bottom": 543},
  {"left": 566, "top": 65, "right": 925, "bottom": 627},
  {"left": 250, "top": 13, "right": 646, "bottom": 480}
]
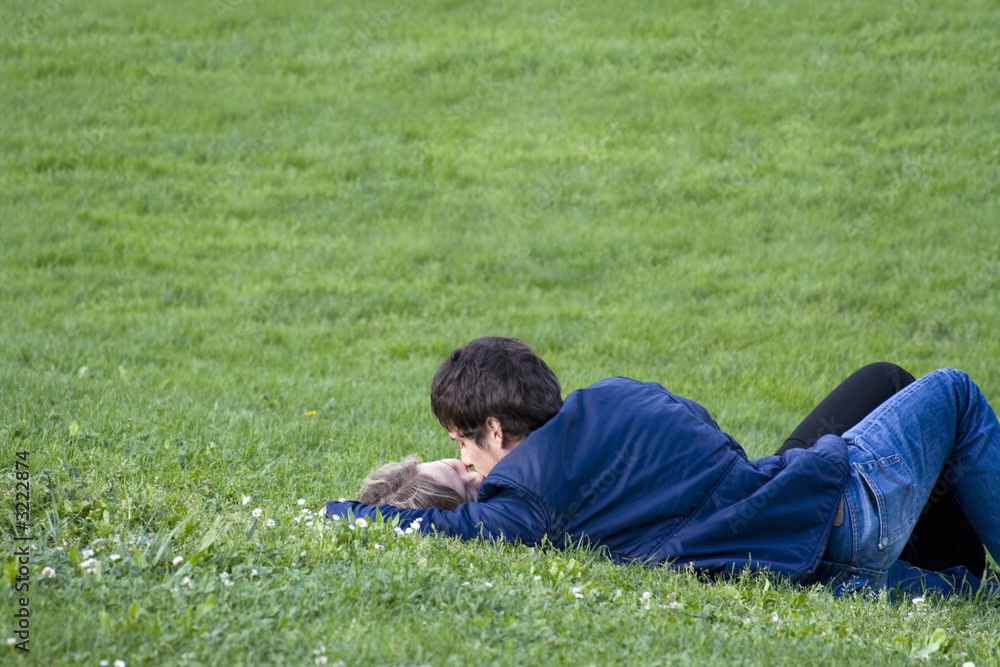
[{"left": 430, "top": 336, "right": 563, "bottom": 447}]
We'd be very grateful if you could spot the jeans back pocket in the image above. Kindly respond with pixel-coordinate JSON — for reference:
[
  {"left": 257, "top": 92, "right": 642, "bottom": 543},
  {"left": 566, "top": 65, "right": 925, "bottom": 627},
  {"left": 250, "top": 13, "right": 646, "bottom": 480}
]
[{"left": 853, "top": 454, "right": 916, "bottom": 551}]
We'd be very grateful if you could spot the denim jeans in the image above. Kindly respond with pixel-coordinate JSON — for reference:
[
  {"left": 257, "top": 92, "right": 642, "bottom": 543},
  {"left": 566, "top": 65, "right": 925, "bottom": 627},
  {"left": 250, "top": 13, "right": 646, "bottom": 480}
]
[{"left": 823, "top": 368, "right": 1000, "bottom": 577}]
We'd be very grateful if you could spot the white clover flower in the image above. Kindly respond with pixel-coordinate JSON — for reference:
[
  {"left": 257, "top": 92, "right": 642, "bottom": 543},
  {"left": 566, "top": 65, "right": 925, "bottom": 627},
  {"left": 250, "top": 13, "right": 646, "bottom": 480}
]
[
  {"left": 298, "top": 498, "right": 306, "bottom": 505},
  {"left": 172, "top": 556, "right": 184, "bottom": 567},
  {"left": 252, "top": 508, "right": 263, "bottom": 518},
  {"left": 314, "top": 644, "right": 326, "bottom": 655},
  {"left": 224, "top": 579, "right": 234, "bottom": 588},
  {"left": 266, "top": 519, "right": 276, "bottom": 527},
  {"left": 182, "top": 576, "right": 193, "bottom": 588},
  {"left": 251, "top": 569, "right": 258, "bottom": 577},
  {"left": 315, "top": 657, "right": 328, "bottom": 666},
  {"left": 640, "top": 591, "right": 652, "bottom": 602},
  {"left": 742, "top": 618, "right": 751, "bottom": 626},
  {"left": 42, "top": 566, "right": 57, "bottom": 579},
  {"left": 82, "top": 549, "right": 95, "bottom": 559},
  {"left": 80, "top": 558, "right": 97, "bottom": 573},
  {"left": 373, "top": 543, "right": 383, "bottom": 550},
  {"left": 305, "top": 521, "right": 314, "bottom": 527},
  {"left": 7, "top": 637, "right": 17, "bottom": 646},
  {"left": 667, "top": 601, "right": 679, "bottom": 610},
  {"left": 407, "top": 520, "right": 421, "bottom": 531},
  {"left": 404, "top": 527, "right": 413, "bottom": 534},
  {"left": 770, "top": 612, "right": 780, "bottom": 624},
  {"left": 115, "top": 660, "right": 126, "bottom": 667},
  {"left": 462, "top": 581, "right": 470, "bottom": 586},
  {"left": 110, "top": 554, "right": 122, "bottom": 562},
  {"left": 219, "top": 572, "right": 230, "bottom": 581},
  {"left": 242, "top": 496, "right": 251, "bottom": 505},
  {"left": 394, "top": 527, "right": 404, "bottom": 534},
  {"left": 301, "top": 508, "right": 311, "bottom": 515},
  {"left": 912, "top": 596, "right": 925, "bottom": 605},
  {"left": 533, "top": 575, "right": 541, "bottom": 581},
  {"left": 571, "top": 587, "right": 581, "bottom": 594},
  {"left": 100, "top": 661, "right": 110, "bottom": 666},
  {"left": 170, "top": 587, "right": 179, "bottom": 594},
  {"left": 963, "top": 662, "right": 977, "bottom": 667}
]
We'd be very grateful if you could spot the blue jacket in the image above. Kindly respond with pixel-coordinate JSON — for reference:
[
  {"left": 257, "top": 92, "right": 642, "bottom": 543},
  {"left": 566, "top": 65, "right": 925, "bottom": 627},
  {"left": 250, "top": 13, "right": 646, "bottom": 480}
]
[{"left": 325, "top": 378, "right": 992, "bottom": 596}]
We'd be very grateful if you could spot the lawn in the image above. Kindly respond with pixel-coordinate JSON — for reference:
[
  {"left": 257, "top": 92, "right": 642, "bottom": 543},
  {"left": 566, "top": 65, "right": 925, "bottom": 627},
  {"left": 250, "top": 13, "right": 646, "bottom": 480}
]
[{"left": 2, "top": 0, "right": 1000, "bottom": 663}]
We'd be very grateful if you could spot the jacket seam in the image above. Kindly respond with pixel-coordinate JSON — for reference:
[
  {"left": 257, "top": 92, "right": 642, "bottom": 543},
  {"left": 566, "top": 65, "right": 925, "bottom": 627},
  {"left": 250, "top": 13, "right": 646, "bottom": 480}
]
[
  {"left": 793, "top": 461, "right": 851, "bottom": 581},
  {"left": 481, "top": 474, "right": 553, "bottom": 540},
  {"left": 649, "top": 454, "right": 740, "bottom": 555}
]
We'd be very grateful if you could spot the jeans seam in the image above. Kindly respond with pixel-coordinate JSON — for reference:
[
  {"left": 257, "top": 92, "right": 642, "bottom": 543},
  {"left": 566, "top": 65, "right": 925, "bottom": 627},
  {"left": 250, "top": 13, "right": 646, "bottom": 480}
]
[{"left": 847, "top": 484, "right": 860, "bottom": 563}]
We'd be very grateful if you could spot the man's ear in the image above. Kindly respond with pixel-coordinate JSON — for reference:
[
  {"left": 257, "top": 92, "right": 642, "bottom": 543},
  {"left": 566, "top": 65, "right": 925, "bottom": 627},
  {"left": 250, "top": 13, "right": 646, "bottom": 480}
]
[
  {"left": 484, "top": 417, "right": 505, "bottom": 445},
  {"left": 485, "top": 417, "right": 523, "bottom": 450}
]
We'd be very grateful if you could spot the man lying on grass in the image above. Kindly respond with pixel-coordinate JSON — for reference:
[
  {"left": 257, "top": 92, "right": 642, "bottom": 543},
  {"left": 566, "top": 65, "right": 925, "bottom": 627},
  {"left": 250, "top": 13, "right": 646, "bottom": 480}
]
[{"left": 326, "top": 337, "right": 1000, "bottom": 597}]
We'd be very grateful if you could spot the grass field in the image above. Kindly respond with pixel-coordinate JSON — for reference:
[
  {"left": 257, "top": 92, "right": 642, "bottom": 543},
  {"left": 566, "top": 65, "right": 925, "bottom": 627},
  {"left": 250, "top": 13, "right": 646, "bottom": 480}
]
[{"left": 2, "top": 0, "right": 1000, "bottom": 663}]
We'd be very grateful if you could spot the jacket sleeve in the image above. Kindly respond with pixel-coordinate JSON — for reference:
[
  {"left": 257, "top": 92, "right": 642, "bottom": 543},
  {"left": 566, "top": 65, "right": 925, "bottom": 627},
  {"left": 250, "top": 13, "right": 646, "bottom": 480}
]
[
  {"left": 646, "top": 381, "right": 722, "bottom": 430},
  {"left": 324, "top": 489, "right": 549, "bottom": 545}
]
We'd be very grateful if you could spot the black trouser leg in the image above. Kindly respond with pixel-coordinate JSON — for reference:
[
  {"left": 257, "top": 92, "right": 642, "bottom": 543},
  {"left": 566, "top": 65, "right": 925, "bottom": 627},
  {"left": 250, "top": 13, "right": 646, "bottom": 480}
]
[
  {"left": 780, "top": 362, "right": 986, "bottom": 574},
  {"left": 778, "top": 362, "right": 915, "bottom": 455}
]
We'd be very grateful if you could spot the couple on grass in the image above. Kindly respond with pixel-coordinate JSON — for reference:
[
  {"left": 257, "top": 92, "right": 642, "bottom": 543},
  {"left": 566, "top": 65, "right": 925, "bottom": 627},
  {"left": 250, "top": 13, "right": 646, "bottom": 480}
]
[{"left": 326, "top": 337, "right": 1000, "bottom": 597}]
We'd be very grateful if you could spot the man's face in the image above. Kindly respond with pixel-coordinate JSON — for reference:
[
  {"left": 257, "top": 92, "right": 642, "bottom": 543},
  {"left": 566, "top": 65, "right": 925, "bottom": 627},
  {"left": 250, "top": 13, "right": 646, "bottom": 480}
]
[
  {"left": 448, "top": 429, "right": 509, "bottom": 477},
  {"left": 417, "top": 459, "right": 483, "bottom": 504}
]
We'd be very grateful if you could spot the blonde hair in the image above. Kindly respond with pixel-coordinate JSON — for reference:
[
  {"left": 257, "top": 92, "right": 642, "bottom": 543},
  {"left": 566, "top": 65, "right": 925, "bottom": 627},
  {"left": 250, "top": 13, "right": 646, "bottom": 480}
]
[{"left": 359, "top": 455, "right": 464, "bottom": 511}]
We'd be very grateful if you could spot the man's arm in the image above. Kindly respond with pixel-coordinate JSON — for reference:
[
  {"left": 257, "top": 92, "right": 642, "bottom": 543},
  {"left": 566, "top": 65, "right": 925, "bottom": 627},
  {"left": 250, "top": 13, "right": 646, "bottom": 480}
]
[
  {"left": 641, "top": 380, "right": 722, "bottom": 430},
  {"left": 324, "top": 488, "right": 549, "bottom": 545}
]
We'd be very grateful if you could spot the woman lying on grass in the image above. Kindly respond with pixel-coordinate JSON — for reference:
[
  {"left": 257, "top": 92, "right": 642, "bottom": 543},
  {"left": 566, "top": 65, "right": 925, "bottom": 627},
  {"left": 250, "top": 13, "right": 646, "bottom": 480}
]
[
  {"left": 330, "top": 337, "right": 997, "bottom": 598},
  {"left": 360, "top": 456, "right": 481, "bottom": 510}
]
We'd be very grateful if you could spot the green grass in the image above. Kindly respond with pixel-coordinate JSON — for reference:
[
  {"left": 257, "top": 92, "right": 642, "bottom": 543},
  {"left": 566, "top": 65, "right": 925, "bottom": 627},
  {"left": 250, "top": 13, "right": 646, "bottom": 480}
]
[{"left": 2, "top": 0, "right": 1000, "bottom": 663}]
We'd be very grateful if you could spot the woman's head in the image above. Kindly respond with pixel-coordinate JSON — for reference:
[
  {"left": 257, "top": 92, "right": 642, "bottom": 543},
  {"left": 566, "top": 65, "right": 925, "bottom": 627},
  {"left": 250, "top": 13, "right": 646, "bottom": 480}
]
[{"left": 360, "top": 456, "right": 483, "bottom": 510}]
